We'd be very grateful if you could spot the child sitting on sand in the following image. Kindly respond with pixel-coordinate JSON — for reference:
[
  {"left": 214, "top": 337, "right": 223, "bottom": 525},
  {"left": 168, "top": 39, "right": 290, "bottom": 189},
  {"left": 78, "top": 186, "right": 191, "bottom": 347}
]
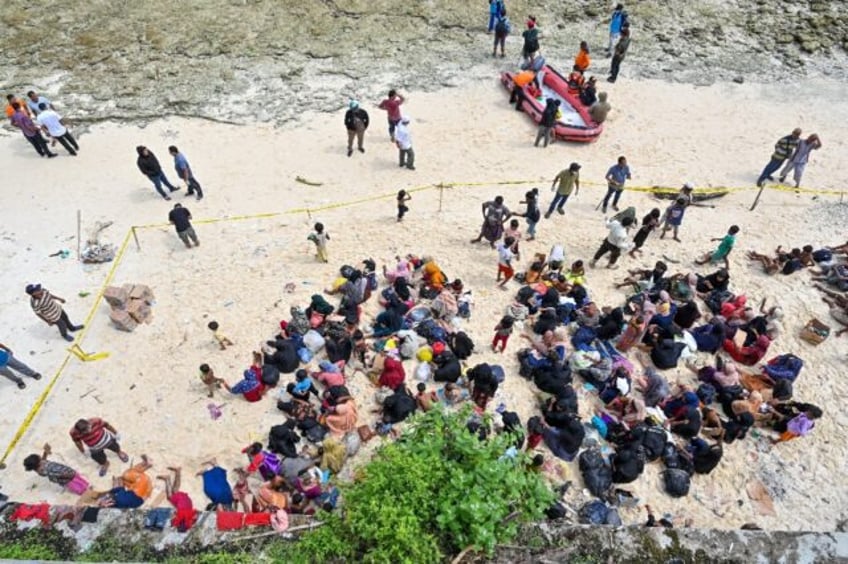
[
  {"left": 695, "top": 225, "right": 740, "bottom": 269},
  {"left": 308, "top": 222, "right": 330, "bottom": 263},
  {"left": 415, "top": 382, "right": 438, "bottom": 412},
  {"left": 199, "top": 364, "right": 226, "bottom": 398},
  {"left": 207, "top": 321, "right": 234, "bottom": 350}
]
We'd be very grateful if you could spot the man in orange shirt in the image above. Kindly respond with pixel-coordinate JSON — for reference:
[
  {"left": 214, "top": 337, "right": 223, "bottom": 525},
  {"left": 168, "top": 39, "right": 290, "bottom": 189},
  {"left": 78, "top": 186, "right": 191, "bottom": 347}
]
[
  {"left": 4, "top": 94, "right": 31, "bottom": 118},
  {"left": 574, "top": 41, "right": 591, "bottom": 72}
]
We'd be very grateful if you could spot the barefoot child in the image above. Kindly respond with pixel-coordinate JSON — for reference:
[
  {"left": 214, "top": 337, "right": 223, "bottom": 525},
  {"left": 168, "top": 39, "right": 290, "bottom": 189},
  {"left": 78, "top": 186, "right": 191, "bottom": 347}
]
[
  {"left": 308, "top": 222, "right": 330, "bottom": 263},
  {"left": 496, "top": 236, "right": 516, "bottom": 289},
  {"left": 415, "top": 382, "right": 438, "bottom": 412},
  {"left": 199, "top": 364, "right": 225, "bottom": 397},
  {"left": 232, "top": 467, "right": 252, "bottom": 513},
  {"left": 630, "top": 208, "right": 661, "bottom": 258},
  {"left": 504, "top": 219, "right": 523, "bottom": 261},
  {"left": 397, "top": 189, "right": 411, "bottom": 222},
  {"left": 660, "top": 198, "right": 687, "bottom": 242},
  {"left": 519, "top": 188, "right": 541, "bottom": 241},
  {"left": 23, "top": 443, "right": 90, "bottom": 495},
  {"left": 695, "top": 225, "right": 740, "bottom": 269},
  {"left": 492, "top": 315, "right": 515, "bottom": 353},
  {"left": 207, "top": 321, "right": 234, "bottom": 350}
]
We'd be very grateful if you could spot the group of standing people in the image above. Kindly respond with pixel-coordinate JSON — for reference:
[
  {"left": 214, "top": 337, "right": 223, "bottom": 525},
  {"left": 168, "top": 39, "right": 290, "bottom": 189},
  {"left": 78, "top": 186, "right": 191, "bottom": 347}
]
[
  {"left": 756, "top": 128, "right": 822, "bottom": 189},
  {"left": 6, "top": 91, "right": 78, "bottom": 157},
  {"left": 342, "top": 90, "right": 415, "bottom": 170}
]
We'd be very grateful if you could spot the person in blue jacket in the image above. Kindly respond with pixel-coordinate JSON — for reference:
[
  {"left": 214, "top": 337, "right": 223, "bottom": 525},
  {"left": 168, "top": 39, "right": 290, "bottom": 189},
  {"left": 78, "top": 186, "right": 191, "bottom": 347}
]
[
  {"left": 606, "top": 4, "right": 628, "bottom": 57},
  {"left": 488, "top": 0, "right": 506, "bottom": 32}
]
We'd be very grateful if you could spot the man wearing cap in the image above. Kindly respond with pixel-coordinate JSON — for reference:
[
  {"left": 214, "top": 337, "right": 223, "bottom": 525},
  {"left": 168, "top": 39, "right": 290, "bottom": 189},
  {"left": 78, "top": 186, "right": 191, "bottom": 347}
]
[
  {"left": 26, "top": 284, "right": 84, "bottom": 342},
  {"left": 545, "top": 162, "right": 581, "bottom": 218},
  {"left": 0, "top": 341, "right": 42, "bottom": 390},
  {"left": 343, "top": 100, "right": 369, "bottom": 157},
  {"left": 756, "top": 128, "right": 802, "bottom": 187},
  {"left": 395, "top": 116, "right": 414, "bottom": 170},
  {"left": 521, "top": 16, "right": 540, "bottom": 62},
  {"left": 36, "top": 103, "right": 79, "bottom": 156}
]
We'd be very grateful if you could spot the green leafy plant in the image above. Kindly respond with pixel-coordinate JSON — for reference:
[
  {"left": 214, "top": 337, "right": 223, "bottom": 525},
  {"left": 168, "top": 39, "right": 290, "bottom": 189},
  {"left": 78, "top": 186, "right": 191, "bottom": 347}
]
[
  {"left": 0, "top": 540, "right": 60, "bottom": 561},
  {"left": 294, "top": 406, "right": 554, "bottom": 562}
]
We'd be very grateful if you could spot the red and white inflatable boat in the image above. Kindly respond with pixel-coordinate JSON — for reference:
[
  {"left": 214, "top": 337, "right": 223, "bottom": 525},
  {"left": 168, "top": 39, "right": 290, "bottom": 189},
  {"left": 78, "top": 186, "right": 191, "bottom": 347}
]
[{"left": 500, "top": 64, "right": 603, "bottom": 143}]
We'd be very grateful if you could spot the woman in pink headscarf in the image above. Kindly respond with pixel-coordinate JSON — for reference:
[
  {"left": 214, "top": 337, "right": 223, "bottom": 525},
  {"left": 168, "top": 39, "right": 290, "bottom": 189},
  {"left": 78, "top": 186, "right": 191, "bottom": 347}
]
[{"left": 383, "top": 257, "right": 411, "bottom": 284}]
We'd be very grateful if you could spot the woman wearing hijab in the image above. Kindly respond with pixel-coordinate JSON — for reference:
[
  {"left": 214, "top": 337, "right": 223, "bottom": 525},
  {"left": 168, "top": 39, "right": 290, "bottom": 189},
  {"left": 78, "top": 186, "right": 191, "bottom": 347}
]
[
  {"left": 723, "top": 334, "right": 771, "bottom": 365},
  {"left": 664, "top": 392, "right": 702, "bottom": 439},
  {"left": 615, "top": 314, "right": 646, "bottom": 353}
]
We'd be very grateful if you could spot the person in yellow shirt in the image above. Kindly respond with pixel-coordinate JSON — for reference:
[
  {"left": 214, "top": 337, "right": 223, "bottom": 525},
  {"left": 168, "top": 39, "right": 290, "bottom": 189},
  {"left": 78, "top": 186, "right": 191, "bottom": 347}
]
[{"left": 574, "top": 41, "right": 591, "bottom": 72}]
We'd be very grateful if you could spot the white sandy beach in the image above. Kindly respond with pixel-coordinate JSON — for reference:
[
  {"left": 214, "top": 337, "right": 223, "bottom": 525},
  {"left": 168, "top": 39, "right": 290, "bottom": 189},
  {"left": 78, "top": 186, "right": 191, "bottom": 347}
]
[{"left": 1, "top": 76, "right": 846, "bottom": 531}]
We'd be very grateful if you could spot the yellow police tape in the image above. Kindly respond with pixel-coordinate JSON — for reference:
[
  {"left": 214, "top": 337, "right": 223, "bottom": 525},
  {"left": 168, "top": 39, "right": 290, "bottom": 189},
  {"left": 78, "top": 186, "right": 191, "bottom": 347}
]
[
  {"left": 0, "top": 229, "right": 131, "bottom": 467},
  {"left": 1, "top": 175, "right": 841, "bottom": 468},
  {"left": 131, "top": 179, "right": 843, "bottom": 231}
]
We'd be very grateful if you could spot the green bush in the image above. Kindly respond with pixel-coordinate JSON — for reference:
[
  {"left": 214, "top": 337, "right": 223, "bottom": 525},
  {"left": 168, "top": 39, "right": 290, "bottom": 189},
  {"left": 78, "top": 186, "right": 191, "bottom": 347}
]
[
  {"left": 294, "top": 406, "right": 554, "bottom": 562},
  {"left": 0, "top": 540, "right": 60, "bottom": 561}
]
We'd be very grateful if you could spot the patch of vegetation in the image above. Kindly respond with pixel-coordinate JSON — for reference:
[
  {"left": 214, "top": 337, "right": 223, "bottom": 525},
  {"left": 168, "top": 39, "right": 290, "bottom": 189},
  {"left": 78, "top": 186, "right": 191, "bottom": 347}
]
[
  {"left": 0, "top": 524, "right": 76, "bottom": 561},
  {"left": 291, "top": 406, "right": 555, "bottom": 562}
]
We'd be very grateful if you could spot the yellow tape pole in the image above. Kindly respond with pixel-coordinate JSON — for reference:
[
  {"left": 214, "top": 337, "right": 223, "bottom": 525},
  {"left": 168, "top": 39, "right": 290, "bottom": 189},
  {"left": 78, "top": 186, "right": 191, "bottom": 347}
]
[{"left": 0, "top": 228, "right": 133, "bottom": 467}]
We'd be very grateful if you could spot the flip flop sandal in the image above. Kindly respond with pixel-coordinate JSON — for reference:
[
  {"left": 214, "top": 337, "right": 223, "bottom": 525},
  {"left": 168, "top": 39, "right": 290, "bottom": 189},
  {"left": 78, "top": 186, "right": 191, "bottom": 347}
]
[
  {"left": 98, "top": 466, "right": 108, "bottom": 477},
  {"left": 118, "top": 453, "right": 129, "bottom": 463}
]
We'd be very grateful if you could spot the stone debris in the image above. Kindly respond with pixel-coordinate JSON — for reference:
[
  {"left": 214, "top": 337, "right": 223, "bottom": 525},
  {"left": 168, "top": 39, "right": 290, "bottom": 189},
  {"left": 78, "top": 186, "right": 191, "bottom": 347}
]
[{"left": 104, "top": 283, "right": 155, "bottom": 331}]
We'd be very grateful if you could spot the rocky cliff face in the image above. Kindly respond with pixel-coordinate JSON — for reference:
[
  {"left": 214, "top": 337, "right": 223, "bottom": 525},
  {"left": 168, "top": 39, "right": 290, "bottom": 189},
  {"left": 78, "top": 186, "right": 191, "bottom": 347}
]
[{"left": 1, "top": 0, "right": 845, "bottom": 123}]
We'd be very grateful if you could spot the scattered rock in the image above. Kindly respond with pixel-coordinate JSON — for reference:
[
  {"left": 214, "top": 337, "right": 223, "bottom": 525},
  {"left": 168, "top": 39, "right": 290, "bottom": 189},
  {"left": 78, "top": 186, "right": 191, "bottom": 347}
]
[{"left": 733, "top": 76, "right": 745, "bottom": 83}]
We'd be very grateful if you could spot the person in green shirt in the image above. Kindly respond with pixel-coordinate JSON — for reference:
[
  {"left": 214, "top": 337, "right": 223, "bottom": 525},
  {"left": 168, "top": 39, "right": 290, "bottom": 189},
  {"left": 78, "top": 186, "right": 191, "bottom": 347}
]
[
  {"left": 696, "top": 225, "right": 740, "bottom": 269},
  {"left": 545, "top": 162, "right": 581, "bottom": 219}
]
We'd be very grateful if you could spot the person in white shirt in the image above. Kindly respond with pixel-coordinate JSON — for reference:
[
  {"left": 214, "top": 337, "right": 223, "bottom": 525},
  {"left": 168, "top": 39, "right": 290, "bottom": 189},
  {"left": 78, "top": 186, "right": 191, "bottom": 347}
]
[
  {"left": 35, "top": 103, "right": 78, "bottom": 156},
  {"left": 26, "top": 91, "right": 55, "bottom": 116},
  {"left": 548, "top": 244, "right": 566, "bottom": 272},
  {"left": 590, "top": 216, "right": 635, "bottom": 269},
  {"left": 395, "top": 116, "right": 414, "bottom": 171},
  {"left": 497, "top": 236, "right": 516, "bottom": 289},
  {"left": 778, "top": 133, "right": 822, "bottom": 189}
]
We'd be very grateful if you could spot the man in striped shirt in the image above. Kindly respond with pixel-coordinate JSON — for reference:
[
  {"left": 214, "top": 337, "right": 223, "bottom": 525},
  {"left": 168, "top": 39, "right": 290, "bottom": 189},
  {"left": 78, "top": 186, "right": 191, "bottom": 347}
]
[
  {"left": 26, "top": 284, "right": 83, "bottom": 342},
  {"left": 70, "top": 417, "right": 129, "bottom": 476}
]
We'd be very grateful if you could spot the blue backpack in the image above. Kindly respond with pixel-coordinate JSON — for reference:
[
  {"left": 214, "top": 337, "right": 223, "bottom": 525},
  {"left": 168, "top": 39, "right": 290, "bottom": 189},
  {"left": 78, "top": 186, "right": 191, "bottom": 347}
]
[
  {"left": 763, "top": 354, "right": 803, "bottom": 382},
  {"left": 812, "top": 249, "right": 832, "bottom": 263}
]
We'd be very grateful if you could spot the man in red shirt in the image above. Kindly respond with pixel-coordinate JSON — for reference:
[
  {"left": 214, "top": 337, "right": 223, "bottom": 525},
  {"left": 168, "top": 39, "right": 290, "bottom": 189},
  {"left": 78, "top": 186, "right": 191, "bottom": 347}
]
[
  {"left": 377, "top": 89, "right": 405, "bottom": 142},
  {"left": 69, "top": 417, "right": 129, "bottom": 476}
]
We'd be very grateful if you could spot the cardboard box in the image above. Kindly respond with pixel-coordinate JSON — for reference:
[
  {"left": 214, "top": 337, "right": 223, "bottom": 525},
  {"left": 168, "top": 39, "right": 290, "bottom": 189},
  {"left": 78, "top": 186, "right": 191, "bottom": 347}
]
[
  {"left": 109, "top": 309, "right": 138, "bottom": 332},
  {"left": 103, "top": 286, "right": 128, "bottom": 308}
]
